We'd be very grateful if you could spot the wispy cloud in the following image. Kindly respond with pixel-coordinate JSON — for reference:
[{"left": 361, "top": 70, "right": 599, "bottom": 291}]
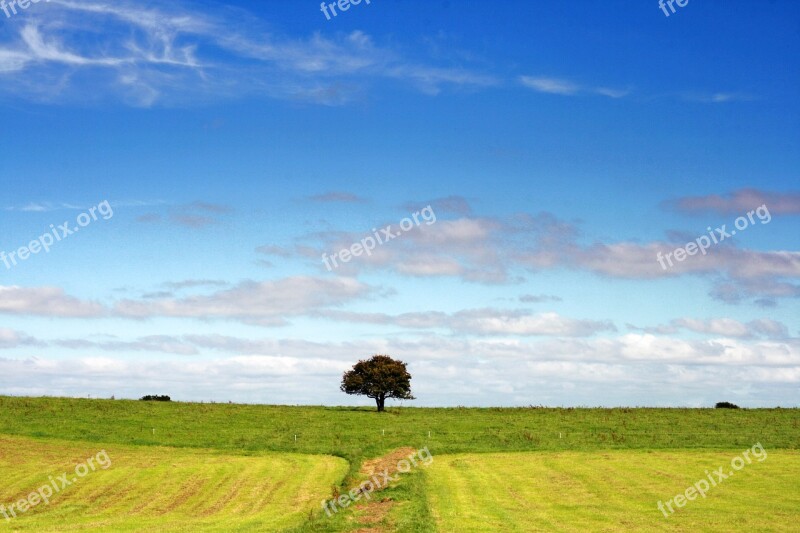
[
  {"left": 0, "top": 286, "right": 106, "bottom": 318},
  {"left": 188, "top": 201, "right": 234, "bottom": 214},
  {"left": 54, "top": 335, "right": 200, "bottom": 356},
  {"left": 113, "top": 277, "right": 376, "bottom": 326},
  {"left": 306, "top": 192, "right": 368, "bottom": 204},
  {"left": 256, "top": 245, "right": 295, "bottom": 259},
  {"left": 136, "top": 201, "right": 233, "bottom": 228},
  {"left": 5, "top": 202, "right": 82, "bottom": 212},
  {"left": 665, "top": 188, "right": 800, "bottom": 215},
  {"left": 520, "top": 76, "right": 629, "bottom": 98},
  {"left": 402, "top": 195, "right": 472, "bottom": 216},
  {"left": 0, "top": 1, "right": 496, "bottom": 106},
  {"left": 5, "top": 199, "right": 164, "bottom": 212},
  {"left": 318, "top": 308, "right": 615, "bottom": 337},
  {"left": 519, "top": 77, "right": 755, "bottom": 104},
  {"left": 709, "top": 278, "right": 800, "bottom": 305},
  {"left": 628, "top": 317, "right": 790, "bottom": 339},
  {"left": 161, "top": 279, "right": 229, "bottom": 290},
  {"left": 593, "top": 87, "right": 630, "bottom": 98},
  {"left": 519, "top": 294, "right": 562, "bottom": 303},
  {"left": 0, "top": 328, "right": 43, "bottom": 349},
  {"left": 681, "top": 92, "right": 754, "bottom": 103},
  {"left": 520, "top": 76, "right": 579, "bottom": 95}
]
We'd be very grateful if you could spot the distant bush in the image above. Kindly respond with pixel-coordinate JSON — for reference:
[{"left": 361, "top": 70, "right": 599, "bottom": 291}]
[
  {"left": 715, "top": 401, "right": 739, "bottom": 409},
  {"left": 139, "top": 395, "right": 171, "bottom": 402}
]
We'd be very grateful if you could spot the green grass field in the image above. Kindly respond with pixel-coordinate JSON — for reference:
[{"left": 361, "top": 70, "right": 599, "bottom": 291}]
[
  {"left": 427, "top": 451, "right": 800, "bottom": 532},
  {"left": 0, "top": 396, "right": 798, "bottom": 532},
  {"left": 0, "top": 435, "right": 347, "bottom": 532}
]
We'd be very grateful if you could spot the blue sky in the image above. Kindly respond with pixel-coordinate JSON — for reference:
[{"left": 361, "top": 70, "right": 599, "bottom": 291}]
[{"left": 0, "top": 0, "right": 798, "bottom": 407}]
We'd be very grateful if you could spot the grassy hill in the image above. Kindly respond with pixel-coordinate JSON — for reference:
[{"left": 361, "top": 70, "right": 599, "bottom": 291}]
[{"left": 0, "top": 396, "right": 797, "bottom": 531}]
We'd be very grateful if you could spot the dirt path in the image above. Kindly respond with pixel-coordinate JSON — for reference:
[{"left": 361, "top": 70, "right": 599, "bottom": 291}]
[{"left": 350, "top": 447, "right": 418, "bottom": 533}]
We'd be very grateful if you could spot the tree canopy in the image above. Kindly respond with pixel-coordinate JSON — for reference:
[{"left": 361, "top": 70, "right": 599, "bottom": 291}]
[{"left": 340, "top": 354, "right": 414, "bottom": 412}]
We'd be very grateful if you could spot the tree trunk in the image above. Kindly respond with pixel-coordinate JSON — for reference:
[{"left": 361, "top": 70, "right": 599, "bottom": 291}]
[{"left": 376, "top": 397, "right": 385, "bottom": 412}]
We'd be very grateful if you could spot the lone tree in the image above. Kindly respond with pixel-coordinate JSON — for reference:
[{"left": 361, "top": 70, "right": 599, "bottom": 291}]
[{"left": 340, "top": 354, "right": 414, "bottom": 412}]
